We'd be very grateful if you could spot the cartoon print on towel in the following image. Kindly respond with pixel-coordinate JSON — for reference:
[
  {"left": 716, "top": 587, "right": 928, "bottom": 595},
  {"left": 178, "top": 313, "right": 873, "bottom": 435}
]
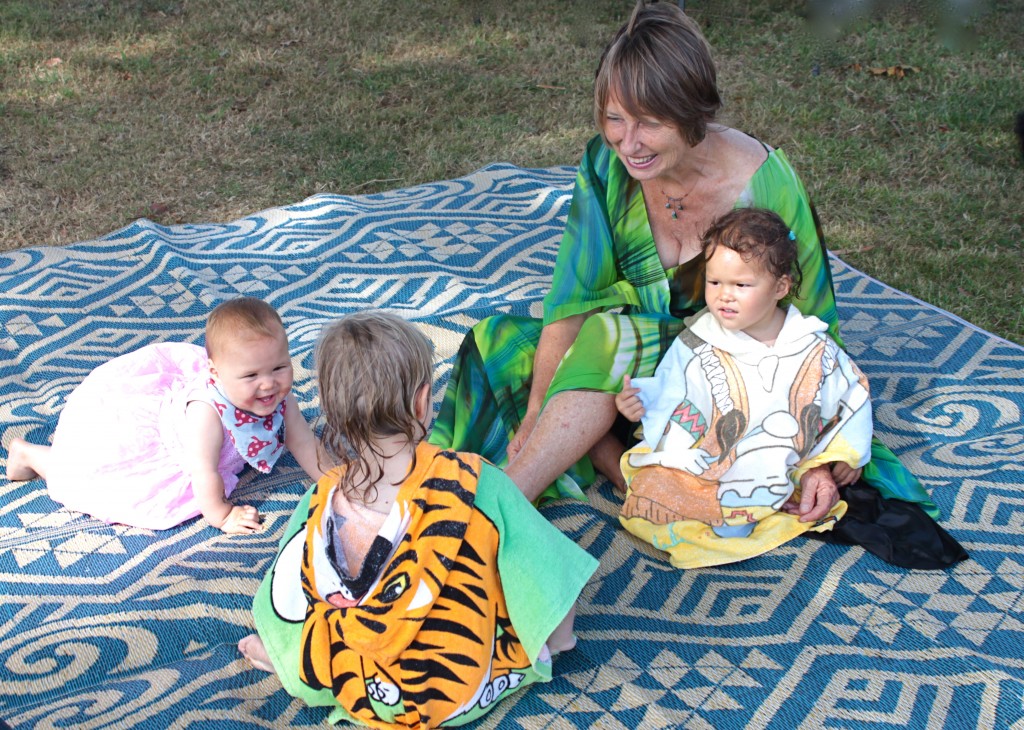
[
  {"left": 620, "top": 308, "right": 873, "bottom": 569},
  {"left": 264, "top": 448, "right": 540, "bottom": 728}
]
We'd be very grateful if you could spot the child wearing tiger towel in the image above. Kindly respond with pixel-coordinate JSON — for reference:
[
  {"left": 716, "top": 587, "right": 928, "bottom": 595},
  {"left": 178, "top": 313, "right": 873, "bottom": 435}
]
[{"left": 240, "top": 310, "right": 598, "bottom": 728}]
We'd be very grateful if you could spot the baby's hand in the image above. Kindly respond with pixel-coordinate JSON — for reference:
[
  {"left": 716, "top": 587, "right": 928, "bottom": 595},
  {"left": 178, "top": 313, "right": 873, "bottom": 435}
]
[
  {"left": 830, "top": 462, "right": 862, "bottom": 487},
  {"left": 220, "top": 504, "right": 262, "bottom": 534},
  {"left": 615, "top": 375, "right": 645, "bottom": 422}
]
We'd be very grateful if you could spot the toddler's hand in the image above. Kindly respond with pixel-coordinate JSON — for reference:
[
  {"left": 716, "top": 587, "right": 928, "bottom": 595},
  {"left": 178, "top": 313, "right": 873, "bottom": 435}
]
[
  {"left": 615, "top": 375, "right": 645, "bottom": 422},
  {"left": 220, "top": 504, "right": 262, "bottom": 534},
  {"left": 830, "top": 462, "right": 862, "bottom": 487}
]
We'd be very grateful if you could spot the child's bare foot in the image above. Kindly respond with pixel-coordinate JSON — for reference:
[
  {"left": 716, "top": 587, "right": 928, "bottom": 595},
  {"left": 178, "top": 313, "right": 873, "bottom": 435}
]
[
  {"left": 238, "top": 634, "right": 274, "bottom": 672},
  {"left": 547, "top": 632, "right": 578, "bottom": 656},
  {"left": 546, "top": 605, "right": 579, "bottom": 656},
  {"left": 6, "top": 438, "right": 42, "bottom": 481}
]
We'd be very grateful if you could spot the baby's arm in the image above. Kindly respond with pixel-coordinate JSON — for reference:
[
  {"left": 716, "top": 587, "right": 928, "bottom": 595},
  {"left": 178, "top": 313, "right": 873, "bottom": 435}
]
[
  {"left": 615, "top": 375, "right": 646, "bottom": 422},
  {"left": 184, "top": 401, "right": 261, "bottom": 534},
  {"left": 283, "top": 393, "right": 324, "bottom": 482}
]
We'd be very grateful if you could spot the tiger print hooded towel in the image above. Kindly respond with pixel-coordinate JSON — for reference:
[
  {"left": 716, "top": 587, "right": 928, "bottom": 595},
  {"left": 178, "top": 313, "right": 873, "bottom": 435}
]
[{"left": 252, "top": 442, "right": 597, "bottom": 728}]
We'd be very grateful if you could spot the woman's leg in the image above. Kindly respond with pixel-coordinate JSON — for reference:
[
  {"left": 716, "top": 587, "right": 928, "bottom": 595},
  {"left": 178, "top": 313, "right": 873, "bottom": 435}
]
[
  {"left": 506, "top": 312, "right": 683, "bottom": 500},
  {"left": 505, "top": 389, "right": 619, "bottom": 502},
  {"left": 431, "top": 316, "right": 599, "bottom": 500}
]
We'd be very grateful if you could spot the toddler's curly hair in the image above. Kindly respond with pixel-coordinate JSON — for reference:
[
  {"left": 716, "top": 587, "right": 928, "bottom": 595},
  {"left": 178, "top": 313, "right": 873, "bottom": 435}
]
[{"left": 700, "top": 208, "right": 804, "bottom": 296}]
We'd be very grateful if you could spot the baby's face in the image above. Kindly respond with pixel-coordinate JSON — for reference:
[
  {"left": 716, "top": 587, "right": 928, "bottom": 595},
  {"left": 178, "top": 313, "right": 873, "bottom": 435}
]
[
  {"left": 704, "top": 247, "right": 790, "bottom": 343},
  {"left": 209, "top": 328, "right": 293, "bottom": 416}
]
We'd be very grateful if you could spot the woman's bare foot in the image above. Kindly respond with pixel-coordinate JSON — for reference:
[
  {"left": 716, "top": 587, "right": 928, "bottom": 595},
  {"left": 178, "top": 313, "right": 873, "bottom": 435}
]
[
  {"left": 238, "top": 634, "right": 274, "bottom": 672},
  {"left": 6, "top": 438, "right": 44, "bottom": 481}
]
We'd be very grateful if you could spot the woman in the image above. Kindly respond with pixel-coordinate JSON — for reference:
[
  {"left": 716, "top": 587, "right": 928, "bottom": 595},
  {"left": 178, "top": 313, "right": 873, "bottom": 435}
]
[{"left": 429, "top": 1, "right": 938, "bottom": 522}]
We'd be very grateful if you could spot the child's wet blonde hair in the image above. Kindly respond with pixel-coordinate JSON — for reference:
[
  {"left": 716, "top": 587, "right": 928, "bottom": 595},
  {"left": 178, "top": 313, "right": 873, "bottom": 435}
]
[
  {"left": 315, "top": 310, "right": 434, "bottom": 501},
  {"left": 205, "top": 297, "right": 286, "bottom": 359}
]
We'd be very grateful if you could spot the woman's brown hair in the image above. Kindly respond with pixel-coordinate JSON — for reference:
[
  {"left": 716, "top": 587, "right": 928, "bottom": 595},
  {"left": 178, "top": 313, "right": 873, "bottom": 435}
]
[{"left": 594, "top": 1, "right": 722, "bottom": 147}]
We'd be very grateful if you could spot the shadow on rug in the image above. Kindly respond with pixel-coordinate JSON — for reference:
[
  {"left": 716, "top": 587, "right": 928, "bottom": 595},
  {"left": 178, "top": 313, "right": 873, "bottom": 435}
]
[{"left": 2, "top": 165, "right": 1023, "bottom": 728}]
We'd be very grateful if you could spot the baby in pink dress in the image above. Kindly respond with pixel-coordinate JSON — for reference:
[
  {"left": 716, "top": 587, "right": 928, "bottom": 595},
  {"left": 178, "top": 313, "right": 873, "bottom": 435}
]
[{"left": 6, "top": 297, "right": 323, "bottom": 533}]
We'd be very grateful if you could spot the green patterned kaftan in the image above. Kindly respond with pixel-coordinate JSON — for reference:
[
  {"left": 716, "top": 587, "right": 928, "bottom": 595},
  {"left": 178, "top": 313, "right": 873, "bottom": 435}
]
[{"left": 429, "top": 135, "right": 938, "bottom": 516}]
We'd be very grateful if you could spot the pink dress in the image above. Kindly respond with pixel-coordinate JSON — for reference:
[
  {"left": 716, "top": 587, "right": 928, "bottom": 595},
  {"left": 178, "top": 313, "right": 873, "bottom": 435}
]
[{"left": 46, "top": 343, "right": 247, "bottom": 530}]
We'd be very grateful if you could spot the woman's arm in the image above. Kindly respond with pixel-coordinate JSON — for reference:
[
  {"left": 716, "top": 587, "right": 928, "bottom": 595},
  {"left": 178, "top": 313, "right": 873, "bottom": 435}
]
[
  {"left": 282, "top": 393, "right": 325, "bottom": 482},
  {"left": 506, "top": 313, "right": 587, "bottom": 460},
  {"left": 184, "top": 400, "right": 261, "bottom": 533}
]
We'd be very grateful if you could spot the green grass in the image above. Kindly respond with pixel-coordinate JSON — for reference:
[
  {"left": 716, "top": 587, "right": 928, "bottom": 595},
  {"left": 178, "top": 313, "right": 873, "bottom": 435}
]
[{"left": 1, "top": 0, "right": 1021, "bottom": 343}]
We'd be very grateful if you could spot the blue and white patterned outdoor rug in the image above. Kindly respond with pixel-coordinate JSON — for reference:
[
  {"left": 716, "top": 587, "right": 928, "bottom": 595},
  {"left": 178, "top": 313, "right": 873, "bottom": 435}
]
[{"left": 1, "top": 164, "right": 1023, "bottom": 729}]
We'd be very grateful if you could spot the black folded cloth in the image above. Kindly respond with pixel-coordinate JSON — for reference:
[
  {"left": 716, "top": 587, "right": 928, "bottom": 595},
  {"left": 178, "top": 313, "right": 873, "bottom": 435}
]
[{"left": 804, "top": 481, "right": 968, "bottom": 570}]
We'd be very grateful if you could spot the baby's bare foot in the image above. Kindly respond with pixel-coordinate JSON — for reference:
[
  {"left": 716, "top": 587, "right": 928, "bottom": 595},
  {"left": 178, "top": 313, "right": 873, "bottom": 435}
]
[
  {"left": 238, "top": 634, "right": 274, "bottom": 672},
  {"left": 6, "top": 439, "right": 40, "bottom": 481}
]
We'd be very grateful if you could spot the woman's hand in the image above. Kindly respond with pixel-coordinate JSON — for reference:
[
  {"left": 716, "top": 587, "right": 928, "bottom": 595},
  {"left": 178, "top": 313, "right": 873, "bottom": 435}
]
[
  {"left": 615, "top": 375, "right": 645, "bottom": 422},
  {"left": 831, "top": 461, "right": 862, "bottom": 487},
  {"left": 507, "top": 409, "right": 539, "bottom": 462},
  {"left": 782, "top": 464, "right": 839, "bottom": 523}
]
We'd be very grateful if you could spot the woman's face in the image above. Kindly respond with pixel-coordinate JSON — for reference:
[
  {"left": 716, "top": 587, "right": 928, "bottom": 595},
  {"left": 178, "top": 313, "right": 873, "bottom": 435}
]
[{"left": 602, "top": 91, "right": 690, "bottom": 181}]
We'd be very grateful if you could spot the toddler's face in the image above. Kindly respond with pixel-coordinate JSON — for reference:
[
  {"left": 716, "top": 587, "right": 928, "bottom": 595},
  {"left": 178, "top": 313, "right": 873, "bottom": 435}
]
[
  {"left": 704, "top": 246, "right": 790, "bottom": 343},
  {"left": 209, "top": 329, "right": 294, "bottom": 416}
]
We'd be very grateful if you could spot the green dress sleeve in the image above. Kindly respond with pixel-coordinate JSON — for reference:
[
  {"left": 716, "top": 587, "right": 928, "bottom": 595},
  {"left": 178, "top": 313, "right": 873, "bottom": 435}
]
[{"left": 544, "top": 138, "right": 844, "bottom": 342}]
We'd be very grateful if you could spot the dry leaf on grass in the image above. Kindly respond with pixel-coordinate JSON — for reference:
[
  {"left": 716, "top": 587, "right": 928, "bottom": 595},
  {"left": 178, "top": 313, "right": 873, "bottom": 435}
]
[
  {"left": 137, "top": 203, "right": 170, "bottom": 218},
  {"left": 868, "top": 64, "right": 920, "bottom": 78},
  {"left": 846, "top": 62, "right": 920, "bottom": 78}
]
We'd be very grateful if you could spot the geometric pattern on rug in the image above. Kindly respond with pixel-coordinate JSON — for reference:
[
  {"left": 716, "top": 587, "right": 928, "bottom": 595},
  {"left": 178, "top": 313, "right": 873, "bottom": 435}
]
[{"left": 2, "top": 164, "right": 1022, "bottom": 729}]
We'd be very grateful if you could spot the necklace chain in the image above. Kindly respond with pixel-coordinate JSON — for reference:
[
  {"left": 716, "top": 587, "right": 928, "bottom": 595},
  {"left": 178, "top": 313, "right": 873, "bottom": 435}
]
[{"left": 660, "top": 136, "right": 713, "bottom": 220}]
